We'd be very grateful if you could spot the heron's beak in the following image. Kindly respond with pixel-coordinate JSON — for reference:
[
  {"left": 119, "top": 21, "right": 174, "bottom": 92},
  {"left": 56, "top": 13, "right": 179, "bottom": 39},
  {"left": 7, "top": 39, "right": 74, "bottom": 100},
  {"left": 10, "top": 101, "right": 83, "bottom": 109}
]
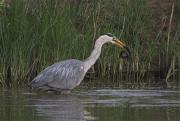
[
  {"left": 112, "top": 38, "right": 126, "bottom": 48},
  {"left": 112, "top": 38, "right": 132, "bottom": 58}
]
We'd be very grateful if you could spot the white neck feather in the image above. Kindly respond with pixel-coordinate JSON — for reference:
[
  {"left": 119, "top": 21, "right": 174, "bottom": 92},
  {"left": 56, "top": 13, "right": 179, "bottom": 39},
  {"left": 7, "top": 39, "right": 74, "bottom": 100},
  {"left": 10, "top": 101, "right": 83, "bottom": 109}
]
[{"left": 83, "top": 40, "right": 104, "bottom": 72}]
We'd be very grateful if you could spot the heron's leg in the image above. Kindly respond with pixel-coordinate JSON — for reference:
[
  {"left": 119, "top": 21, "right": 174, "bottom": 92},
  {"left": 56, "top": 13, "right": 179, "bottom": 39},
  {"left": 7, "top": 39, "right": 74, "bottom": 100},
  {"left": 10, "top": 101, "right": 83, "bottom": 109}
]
[
  {"left": 54, "top": 90, "right": 61, "bottom": 95},
  {"left": 60, "top": 90, "right": 71, "bottom": 94},
  {"left": 47, "top": 88, "right": 70, "bottom": 95},
  {"left": 38, "top": 87, "right": 50, "bottom": 93}
]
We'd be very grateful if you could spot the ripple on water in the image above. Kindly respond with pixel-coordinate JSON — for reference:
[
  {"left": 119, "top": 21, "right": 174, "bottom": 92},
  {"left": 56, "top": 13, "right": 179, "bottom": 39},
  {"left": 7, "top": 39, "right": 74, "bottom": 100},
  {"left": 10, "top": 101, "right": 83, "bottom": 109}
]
[{"left": 76, "top": 89, "right": 180, "bottom": 107}]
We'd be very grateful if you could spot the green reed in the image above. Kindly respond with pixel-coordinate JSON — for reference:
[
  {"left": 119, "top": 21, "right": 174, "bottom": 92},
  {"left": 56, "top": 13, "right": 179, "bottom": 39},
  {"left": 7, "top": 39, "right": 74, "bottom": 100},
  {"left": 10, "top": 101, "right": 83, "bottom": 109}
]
[{"left": 0, "top": 0, "right": 179, "bottom": 88}]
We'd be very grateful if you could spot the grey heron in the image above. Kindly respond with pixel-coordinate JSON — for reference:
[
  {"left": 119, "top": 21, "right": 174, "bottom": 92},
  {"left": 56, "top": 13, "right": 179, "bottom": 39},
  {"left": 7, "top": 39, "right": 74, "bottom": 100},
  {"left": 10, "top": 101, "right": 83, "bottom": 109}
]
[{"left": 30, "top": 33, "right": 131, "bottom": 93}]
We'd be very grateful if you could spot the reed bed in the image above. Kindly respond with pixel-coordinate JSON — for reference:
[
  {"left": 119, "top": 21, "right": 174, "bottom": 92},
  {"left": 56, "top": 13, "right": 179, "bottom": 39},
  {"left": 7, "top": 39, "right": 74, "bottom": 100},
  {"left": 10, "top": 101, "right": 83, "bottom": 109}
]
[{"left": 0, "top": 0, "right": 179, "bottom": 88}]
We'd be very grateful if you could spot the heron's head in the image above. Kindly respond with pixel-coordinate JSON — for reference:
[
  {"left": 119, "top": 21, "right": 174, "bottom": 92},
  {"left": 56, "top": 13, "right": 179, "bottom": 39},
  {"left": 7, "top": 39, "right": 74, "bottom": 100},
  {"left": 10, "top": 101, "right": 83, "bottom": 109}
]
[{"left": 98, "top": 33, "right": 132, "bottom": 59}]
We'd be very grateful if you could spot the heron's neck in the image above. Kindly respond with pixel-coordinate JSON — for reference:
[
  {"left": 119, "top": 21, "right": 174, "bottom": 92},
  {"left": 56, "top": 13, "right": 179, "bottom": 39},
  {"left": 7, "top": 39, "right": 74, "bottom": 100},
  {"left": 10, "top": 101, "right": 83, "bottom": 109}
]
[{"left": 83, "top": 42, "right": 103, "bottom": 72}]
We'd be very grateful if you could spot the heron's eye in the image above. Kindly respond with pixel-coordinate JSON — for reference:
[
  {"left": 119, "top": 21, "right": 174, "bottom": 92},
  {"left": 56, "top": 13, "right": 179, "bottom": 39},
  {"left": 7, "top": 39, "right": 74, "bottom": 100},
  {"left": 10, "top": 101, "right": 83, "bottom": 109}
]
[
  {"left": 105, "top": 33, "right": 114, "bottom": 37},
  {"left": 112, "top": 38, "right": 116, "bottom": 41}
]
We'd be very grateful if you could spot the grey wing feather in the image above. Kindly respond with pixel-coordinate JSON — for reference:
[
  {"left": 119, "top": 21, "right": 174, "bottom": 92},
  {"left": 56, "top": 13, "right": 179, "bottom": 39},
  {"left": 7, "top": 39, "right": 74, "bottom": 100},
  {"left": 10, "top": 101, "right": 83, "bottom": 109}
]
[{"left": 31, "top": 59, "right": 85, "bottom": 90}]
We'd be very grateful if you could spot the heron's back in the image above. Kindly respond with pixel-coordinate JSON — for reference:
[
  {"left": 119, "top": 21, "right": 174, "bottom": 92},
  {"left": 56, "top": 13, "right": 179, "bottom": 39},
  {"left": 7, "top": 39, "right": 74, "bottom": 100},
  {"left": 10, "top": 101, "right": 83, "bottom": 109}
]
[{"left": 31, "top": 59, "right": 85, "bottom": 90}]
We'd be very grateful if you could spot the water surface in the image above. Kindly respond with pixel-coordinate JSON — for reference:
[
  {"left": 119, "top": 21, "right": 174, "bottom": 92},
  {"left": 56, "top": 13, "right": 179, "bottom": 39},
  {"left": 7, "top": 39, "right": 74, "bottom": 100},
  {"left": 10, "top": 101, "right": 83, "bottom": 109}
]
[{"left": 0, "top": 89, "right": 180, "bottom": 121}]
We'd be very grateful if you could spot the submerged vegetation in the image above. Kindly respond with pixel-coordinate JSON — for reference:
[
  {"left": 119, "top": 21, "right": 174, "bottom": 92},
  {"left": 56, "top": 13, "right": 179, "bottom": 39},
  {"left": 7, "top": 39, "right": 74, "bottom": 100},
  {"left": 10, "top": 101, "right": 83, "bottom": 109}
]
[{"left": 0, "top": 0, "right": 179, "bottom": 88}]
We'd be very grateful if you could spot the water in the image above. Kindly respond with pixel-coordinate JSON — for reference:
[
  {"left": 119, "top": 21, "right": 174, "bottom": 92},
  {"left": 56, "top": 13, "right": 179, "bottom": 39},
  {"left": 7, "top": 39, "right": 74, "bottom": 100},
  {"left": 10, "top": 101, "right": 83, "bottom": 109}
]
[{"left": 0, "top": 89, "right": 180, "bottom": 121}]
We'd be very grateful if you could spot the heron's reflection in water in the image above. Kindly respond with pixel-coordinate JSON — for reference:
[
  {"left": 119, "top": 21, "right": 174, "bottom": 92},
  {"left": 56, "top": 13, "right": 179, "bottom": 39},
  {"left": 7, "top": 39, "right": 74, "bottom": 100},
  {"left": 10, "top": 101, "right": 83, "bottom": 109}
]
[{"left": 33, "top": 94, "right": 93, "bottom": 121}]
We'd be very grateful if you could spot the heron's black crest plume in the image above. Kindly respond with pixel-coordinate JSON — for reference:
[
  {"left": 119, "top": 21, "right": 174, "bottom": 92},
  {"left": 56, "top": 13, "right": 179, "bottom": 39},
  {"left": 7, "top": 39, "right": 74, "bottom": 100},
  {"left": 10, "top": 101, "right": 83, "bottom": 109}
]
[{"left": 105, "top": 33, "right": 114, "bottom": 37}]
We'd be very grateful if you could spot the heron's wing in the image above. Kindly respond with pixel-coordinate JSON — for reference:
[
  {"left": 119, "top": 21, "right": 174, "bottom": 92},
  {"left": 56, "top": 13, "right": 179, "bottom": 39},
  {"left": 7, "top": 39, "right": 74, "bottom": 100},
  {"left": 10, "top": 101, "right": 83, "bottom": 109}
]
[
  {"left": 30, "top": 63, "right": 59, "bottom": 88},
  {"left": 48, "top": 60, "right": 84, "bottom": 89},
  {"left": 31, "top": 60, "right": 84, "bottom": 89}
]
